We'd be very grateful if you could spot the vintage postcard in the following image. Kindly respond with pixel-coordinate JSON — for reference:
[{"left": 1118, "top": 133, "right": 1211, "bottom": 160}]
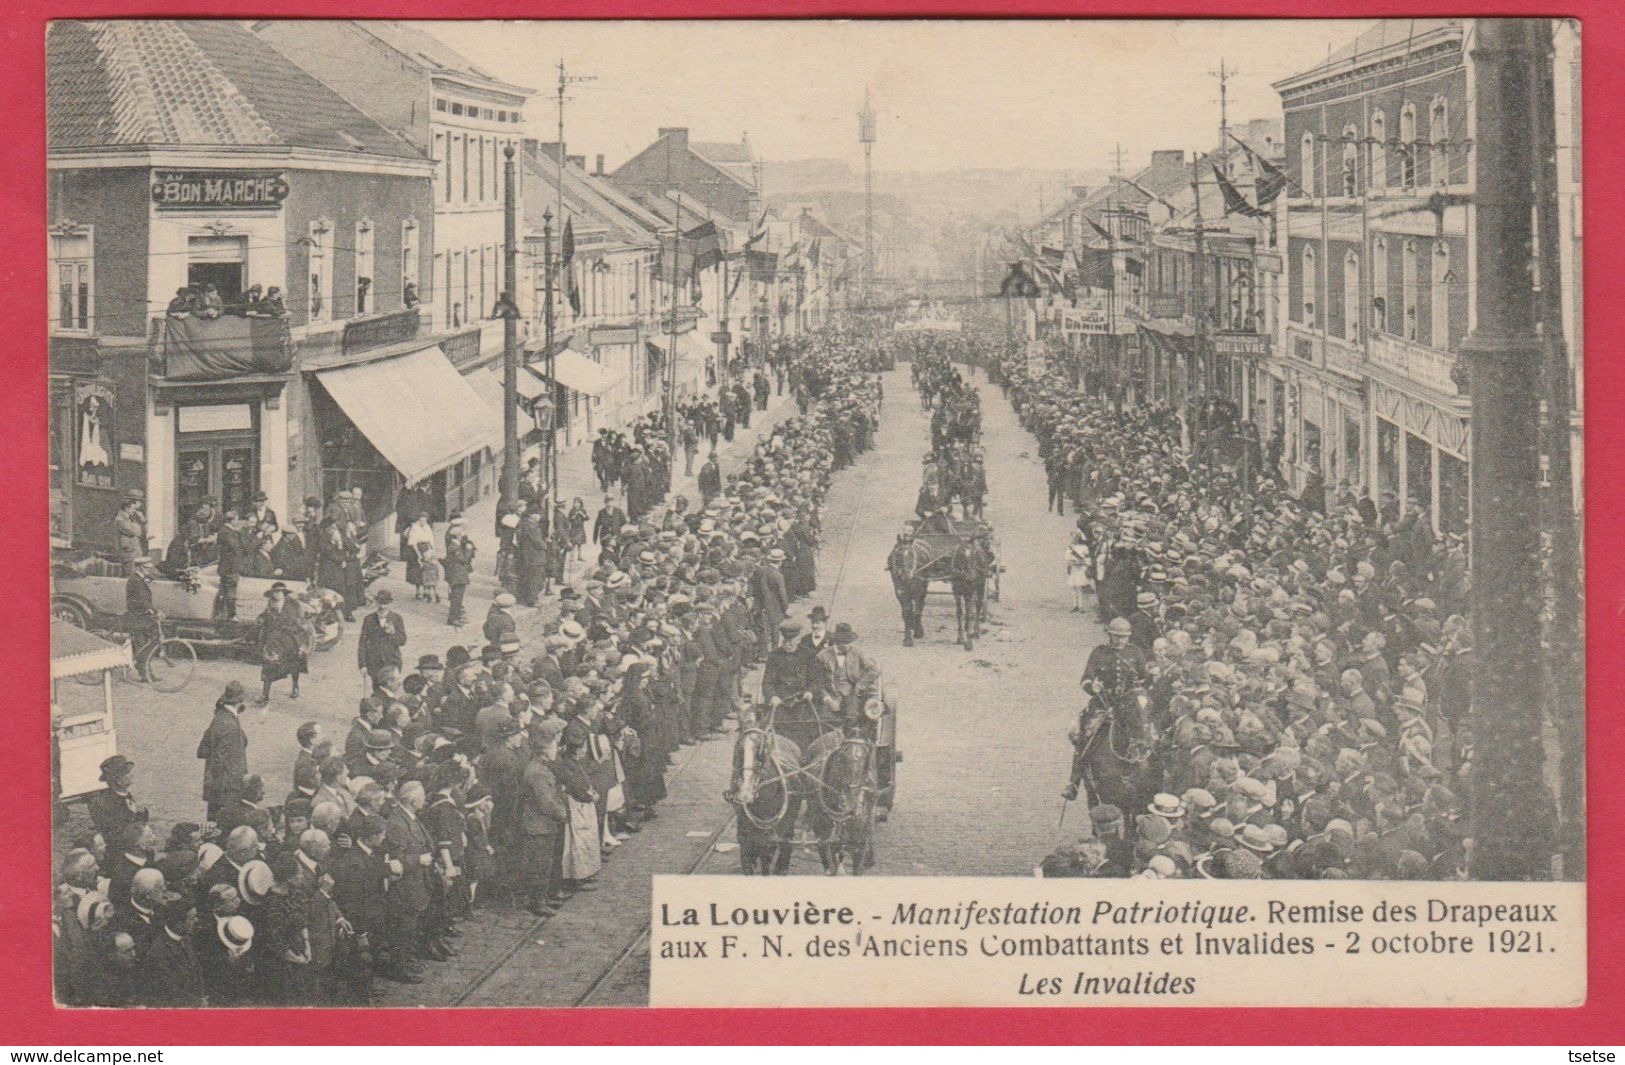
[{"left": 44, "top": 17, "right": 1585, "bottom": 1011}]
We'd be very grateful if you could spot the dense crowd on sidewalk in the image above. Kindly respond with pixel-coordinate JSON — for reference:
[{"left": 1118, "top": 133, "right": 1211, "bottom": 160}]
[
  {"left": 52, "top": 330, "right": 888, "bottom": 1007},
  {"left": 987, "top": 345, "right": 1492, "bottom": 882}
]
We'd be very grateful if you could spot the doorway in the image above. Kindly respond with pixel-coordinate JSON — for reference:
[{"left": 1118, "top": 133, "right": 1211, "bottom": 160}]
[{"left": 175, "top": 402, "right": 259, "bottom": 527}]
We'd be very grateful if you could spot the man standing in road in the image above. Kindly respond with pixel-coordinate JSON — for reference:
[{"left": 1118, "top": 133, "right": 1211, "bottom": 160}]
[
  {"left": 698, "top": 451, "right": 722, "bottom": 506},
  {"left": 752, "top": 548, "right": 790, "bottom": 656},
  {"left": 196, "top": 681, "right": 249, "bottom": 824},
  {"left": 357, "top": 590, "right": 407, "bottom": 693}
]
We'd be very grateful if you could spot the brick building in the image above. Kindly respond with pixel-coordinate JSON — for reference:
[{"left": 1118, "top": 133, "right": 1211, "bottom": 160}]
[{"left": 47, "top": 20, "right": 441, "bottom": 552}]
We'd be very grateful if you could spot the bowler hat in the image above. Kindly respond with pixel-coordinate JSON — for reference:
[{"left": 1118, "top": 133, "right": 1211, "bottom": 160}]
[
  {"left": 446, "top": 646, "right": 472, "bottom": 669},
  {"left": 264, "top": 582, "right": 290, "bottom": 598},
  {"left": 809, "top": 606, "right": 829, "bottom": 623},
  {"left": 832, "top": 623, "right": 857, "bottom": 645},
  {"left": 221, "top": 680, "right": 247, "bottom": 705},
  {"left": 374, "top": 589, "right": 393, "bottom": 605},
  {"left": 98, "top": 754, "right": 135, "bottom": 783},
  {"left": 363, "top": 728, "right": 397, "bottom": 752},
  {"left": 416, "top": 654, "right": 443, "bottom": 671}
]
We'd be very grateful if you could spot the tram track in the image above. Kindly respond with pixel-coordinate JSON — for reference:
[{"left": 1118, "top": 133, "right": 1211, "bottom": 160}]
[{"left": 449, "top": 370, "right": 903, "bottom": 1008}]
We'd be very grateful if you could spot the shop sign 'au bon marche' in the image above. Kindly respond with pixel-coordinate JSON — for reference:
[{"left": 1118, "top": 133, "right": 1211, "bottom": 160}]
[{"left": 151, "top": 170, "right": 289, "bottom": 210}]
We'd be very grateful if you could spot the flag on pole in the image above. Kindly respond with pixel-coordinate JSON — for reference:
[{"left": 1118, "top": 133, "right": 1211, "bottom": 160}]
[
  {"left": 1212, "top": 164, "right": 1269, "bottom": 219},
  {"left": 1227, "top": 132, "right": 1290, "bottom": 204},
  {"left": 561, "top": 218, "right": 576, "bottom": 267},
  {"left": 1087, "top": 217, "right": 1114, "bottom": 243}
]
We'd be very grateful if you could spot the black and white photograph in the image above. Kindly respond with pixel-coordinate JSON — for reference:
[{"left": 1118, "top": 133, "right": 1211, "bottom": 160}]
[{"left": 45, "top": 16, "right": 1585, "bottom": 1009}]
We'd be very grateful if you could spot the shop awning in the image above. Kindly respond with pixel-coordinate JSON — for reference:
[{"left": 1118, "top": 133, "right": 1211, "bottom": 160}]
[
  {"left": 542, "top": 350, "right": 618, "bottom": 396},
  {"left": 52, "top": 620, "right": 132, "bottom": 680},
  {"left": 467, "top": 365, "right": 549, "bottom": 420},
  {"left": 316, "top": 346, "right": 499, "bottom": 485}
]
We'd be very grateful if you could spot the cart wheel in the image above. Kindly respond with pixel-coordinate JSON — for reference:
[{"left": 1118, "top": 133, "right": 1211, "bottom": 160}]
[
  {"left": 52, "top": 598, "right": 91, "bottom": 629},
  {"left": 145, "top": 639, "right": 197, "bottom": 693}
]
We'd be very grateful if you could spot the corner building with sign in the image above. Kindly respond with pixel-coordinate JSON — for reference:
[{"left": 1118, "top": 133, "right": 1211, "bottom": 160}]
[{"left": 47, "top": 20, "right": 437, "bottom": 552}]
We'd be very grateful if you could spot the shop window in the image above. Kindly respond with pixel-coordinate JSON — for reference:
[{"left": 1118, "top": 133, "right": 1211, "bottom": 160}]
[
  {"left": 1406, "top": 431, "right": 1434, "bottom": 517},
  {"left": 1370, "top": 112, "right": 1387, "bottom": 191},
  {"left": 307, "top": 222, "right": 331, "bottom": 323},
  {"left": 1344, "top": 410, "right": 1364, "bottom": 493},
  {"left": 50, "top": 229, "right": 92, "bottom": 334},
  {"left": 354, "top": 221, "right": 374, "bottom": 317},
  {"left": 1439, "top": 451, "right": 1469, "bottom": 534},
  {"left": 1377, "top": 418, "right": 1401, "bottom": 509}
]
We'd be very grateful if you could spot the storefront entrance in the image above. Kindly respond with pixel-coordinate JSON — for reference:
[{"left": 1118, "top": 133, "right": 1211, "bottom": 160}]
[{"left": 175, "top": 403, "right": 259, "bottom": 527}]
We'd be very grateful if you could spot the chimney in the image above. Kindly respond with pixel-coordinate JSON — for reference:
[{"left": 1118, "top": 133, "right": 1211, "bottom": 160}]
[
  {"left": 594, "top": 154, "right": 606, "bottom": 176},
  {"left": 1150, "top": 150, "right": 1185, "bottom": 172},
  {"left": 567, "top": 154, "right": 586, "bottom": 170},
  {"left": 658, "top": 127, "right": 690, "bottom": 149}
]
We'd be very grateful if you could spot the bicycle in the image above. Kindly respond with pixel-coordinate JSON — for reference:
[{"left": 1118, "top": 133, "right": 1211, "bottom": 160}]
[{"left": 74, "top": 613, "right": 197, "bottom": 693}]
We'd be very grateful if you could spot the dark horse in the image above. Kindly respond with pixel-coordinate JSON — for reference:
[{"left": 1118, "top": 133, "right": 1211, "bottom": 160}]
[
  {"left": 886, "top": 536, "right": 930, "bottom": 647},
  {"left": 808, "top": 732, "right": 877, "bottom": 874},
  {"left": 1067, "top": 687, "right": 1160, "bottom": 817},
  {"left": 949, "top": 538, "right": 991, "bottom": 650}
]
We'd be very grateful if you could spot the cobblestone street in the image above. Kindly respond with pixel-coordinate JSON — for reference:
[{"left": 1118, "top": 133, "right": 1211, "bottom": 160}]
[{"left": 237, "top": 363, "right": 1097, "bottom": 1007}]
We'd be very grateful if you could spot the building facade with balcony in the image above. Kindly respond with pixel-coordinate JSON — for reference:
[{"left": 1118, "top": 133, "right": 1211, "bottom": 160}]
[
  {"left": 47, "top": 19, "right": 439, "bottom": 552},
  {"left": 1274, "top": 19, "right": 1477, "bottom": 530}
]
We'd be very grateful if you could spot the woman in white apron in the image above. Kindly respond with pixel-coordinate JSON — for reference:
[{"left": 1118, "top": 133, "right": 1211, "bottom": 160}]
[
  {"left": 555, "top": 735, "right": 602, "bottom": 887},
  {"left": 1066, "top": 529, "right": 1094, "bottom": 613}
]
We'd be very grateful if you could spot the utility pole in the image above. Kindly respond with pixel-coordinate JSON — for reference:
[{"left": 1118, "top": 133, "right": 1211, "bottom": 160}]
[
  {"left": 1528, "top": 20, "right": 1583, "bottom": 880},
  {"left": 542, "top": 209, "right": 557, "bottom": 514},
  {"left": 1191, "top": 152, "right": 1207, "bottom": 450},
  {"left": 666, "top": 193, "right": 681, "bottom": 490},
  {"left": 500, "top": 145, "right": 520, "bottom": 509},
  {"left": 1460, "top": 17, "right": 1558, "bottom": 881},
  {"left": 1209, "top": 59, "right": 1237, "bottom": 154},
  {"left": 1113, "top": 142, "right": 1125, "bottom": 178},
  {"left": 859, "top": 89, "right": 877, "bottom": 306}
]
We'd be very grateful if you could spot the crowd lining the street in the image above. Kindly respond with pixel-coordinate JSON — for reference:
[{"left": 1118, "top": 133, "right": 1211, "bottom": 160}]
[
  {"left": 982, "top": 344, "right": 1489, "bottom": 882},
  {"left": 53, "top": 331, "right": 889, "bottom": 1006}
]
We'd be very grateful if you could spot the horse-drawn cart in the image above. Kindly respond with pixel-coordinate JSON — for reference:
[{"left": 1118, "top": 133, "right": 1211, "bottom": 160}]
[
  {"left": 888, "top": 513, "right": 999, "bottom": 650},
  {"left": 727, "top": 683, "right": 899, "bottom": 876}
]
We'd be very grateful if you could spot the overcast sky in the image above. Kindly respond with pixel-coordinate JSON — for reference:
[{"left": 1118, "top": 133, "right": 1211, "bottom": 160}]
[{"left": 429, "top": 19, "right": 1381, "bottom": 174}]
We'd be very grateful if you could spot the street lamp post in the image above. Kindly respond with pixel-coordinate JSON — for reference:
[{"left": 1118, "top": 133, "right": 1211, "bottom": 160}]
[
  {"left": 542, "top": 208, "right": 559, "bottom": 518},
  {"left": 859, "top": 89, "right": 877, "bottom": 306}
]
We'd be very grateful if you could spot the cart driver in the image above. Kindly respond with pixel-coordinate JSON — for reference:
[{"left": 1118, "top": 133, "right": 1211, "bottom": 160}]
[
  {"left": 125, "top": 555, "right": 160, "bottom": 661},
  {"left": 815, "top": 622, "right": 881, "bottom": 730}
]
